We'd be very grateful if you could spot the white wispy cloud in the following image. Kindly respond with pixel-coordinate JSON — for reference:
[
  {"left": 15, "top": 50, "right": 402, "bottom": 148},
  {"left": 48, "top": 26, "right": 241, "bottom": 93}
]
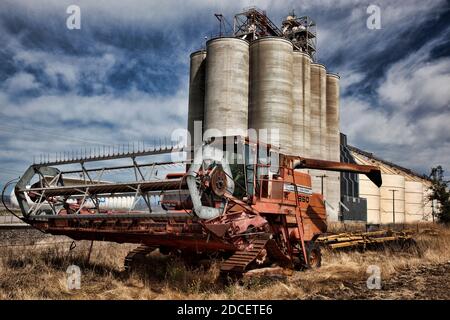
[
  {"left": 342, "top": 28, "right": 450, "bottom": 173},
  {"left": 3, "top": 72, "right": 40, "bottom": 94}
]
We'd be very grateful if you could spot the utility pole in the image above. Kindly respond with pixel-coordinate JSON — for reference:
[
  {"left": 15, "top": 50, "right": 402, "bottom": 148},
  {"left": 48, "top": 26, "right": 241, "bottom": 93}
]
[{"left": 389, "top": 189, "right": 397, "bottom": 228}]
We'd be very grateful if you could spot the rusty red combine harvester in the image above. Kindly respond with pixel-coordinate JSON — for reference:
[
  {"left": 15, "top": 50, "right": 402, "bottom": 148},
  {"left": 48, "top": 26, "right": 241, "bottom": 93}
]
[{"left": 14, "top": 135, "right": 382, "bottom": 276}]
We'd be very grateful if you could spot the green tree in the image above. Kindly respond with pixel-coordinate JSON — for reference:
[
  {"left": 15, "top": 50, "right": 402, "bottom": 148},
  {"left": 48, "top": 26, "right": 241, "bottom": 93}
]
[{"left": 428, "top": 166, "right": 450, "bottom": 224}]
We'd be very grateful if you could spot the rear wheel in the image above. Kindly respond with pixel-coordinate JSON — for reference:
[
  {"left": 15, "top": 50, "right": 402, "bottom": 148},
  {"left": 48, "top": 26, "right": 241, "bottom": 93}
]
[
  {"left": 297, "top": 241, "right": 322, "bottom": 269},
  {"left": 307, "top": 243, "right": 322, "bottom": 268}
]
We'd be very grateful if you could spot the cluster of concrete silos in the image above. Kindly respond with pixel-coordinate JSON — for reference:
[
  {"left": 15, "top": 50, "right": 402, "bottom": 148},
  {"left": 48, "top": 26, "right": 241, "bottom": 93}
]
[{"left": 187, "top": 36, "right": 341, "bottom": 220}]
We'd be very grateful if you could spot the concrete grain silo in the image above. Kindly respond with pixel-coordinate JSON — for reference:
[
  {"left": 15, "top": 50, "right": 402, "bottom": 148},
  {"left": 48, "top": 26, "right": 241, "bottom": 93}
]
[
  {"left": 204, "top": 38, "right": 249, "bottom": 139},
  {"left": 187, "top": 50, "right": 206, "bottom": 153},
  {"left": 405, "top": 180, "right": 424, "bottom": 222},
  {"left": 309, "top": 63, "right": 327, "bottom": 159},
  {"left": 380, "top": 174, "right": 405, "bottom": 224},
  {"left": 292, "top": 51, "right": 311, "bottom": 157},
  {"left": 325, "top": 73, "right": 340, "bottom": 220},
  {"left": 309, "top": 63, "right": 327, "bottom": 198},
  {"left": 326, "top": 73, "right": 340, "bottom": 161},
  {"left": 249, "top": 37, "right": 294, "bottom": 155}
]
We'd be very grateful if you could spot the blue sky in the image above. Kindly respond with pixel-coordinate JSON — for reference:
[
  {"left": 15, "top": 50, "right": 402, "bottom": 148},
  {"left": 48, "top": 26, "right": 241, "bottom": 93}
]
[{"left": 0, "top": 0, "right": 449, "bottom": 188}]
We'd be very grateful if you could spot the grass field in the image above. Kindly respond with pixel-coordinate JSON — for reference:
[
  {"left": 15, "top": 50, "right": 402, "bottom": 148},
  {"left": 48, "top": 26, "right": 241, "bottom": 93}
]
[{"left": 0, "top": 224, "right": 449, "bottom": 300}]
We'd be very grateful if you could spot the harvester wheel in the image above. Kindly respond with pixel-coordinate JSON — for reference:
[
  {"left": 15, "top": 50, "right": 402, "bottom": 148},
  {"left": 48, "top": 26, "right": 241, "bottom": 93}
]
[
  {"left": 307, "top": 243, "right": 322, "bottom": 269},
  {"left": 295, "top": 241, "right": 322, "bottom": 270}
]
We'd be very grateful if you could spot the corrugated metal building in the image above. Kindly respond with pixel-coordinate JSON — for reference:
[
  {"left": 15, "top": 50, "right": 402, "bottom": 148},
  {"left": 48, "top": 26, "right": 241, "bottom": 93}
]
[{"left": 340, "top": 134, "right": 434, "bottom": 224}]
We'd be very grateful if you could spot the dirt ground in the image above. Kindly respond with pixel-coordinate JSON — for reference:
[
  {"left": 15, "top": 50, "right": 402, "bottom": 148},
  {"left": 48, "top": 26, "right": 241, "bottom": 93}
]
[
  {"left": 365, "top": 262, "right": 450, "bottom": 299},
  {"left": 303, "top": 261, "right": 450, "bottom": 300},
  {"left": 0, "top": 224, "right": 449, "bottom": 300}
]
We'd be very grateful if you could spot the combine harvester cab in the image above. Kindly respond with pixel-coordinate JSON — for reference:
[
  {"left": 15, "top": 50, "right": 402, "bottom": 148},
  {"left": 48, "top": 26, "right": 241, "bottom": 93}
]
[{"left": 14, "top": 135, "right": 382, "bottom": 277}]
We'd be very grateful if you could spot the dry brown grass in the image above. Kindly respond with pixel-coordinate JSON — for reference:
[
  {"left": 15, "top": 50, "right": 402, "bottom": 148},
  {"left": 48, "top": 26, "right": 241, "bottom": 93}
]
[{"left": 0, "top": 223, "right": 449, "bottom": 300}]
